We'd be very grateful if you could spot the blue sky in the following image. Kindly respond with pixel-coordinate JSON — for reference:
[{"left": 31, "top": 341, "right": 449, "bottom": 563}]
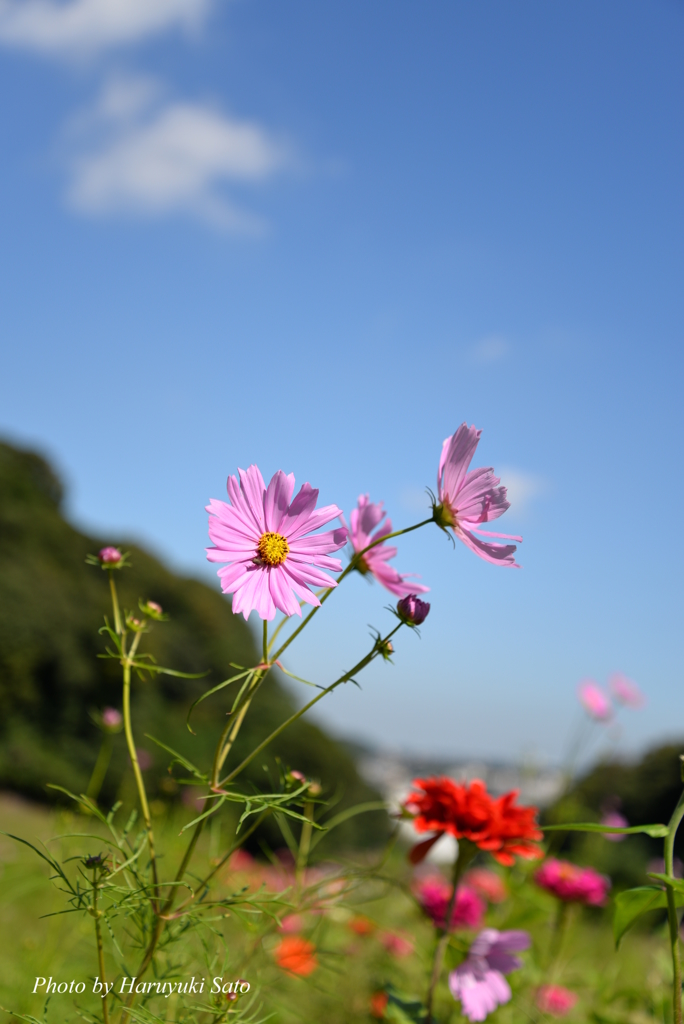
[{"left": 1, "top": 0, "right": 682, "bottom": 765}]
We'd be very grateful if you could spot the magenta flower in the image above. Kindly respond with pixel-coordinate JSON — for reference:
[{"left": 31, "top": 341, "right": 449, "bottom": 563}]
[
  {"left": 448, "top": 928, "right": 530, "bottom": 1022},
  {"left": 609, "top": 672, "right": 645, "bottom": 709},
  {"left": 397, "top": 594, "right": 430, "bottom": 626},
  {"left": 99, "top": 546, "right": 122, "bottom": 564},
  {"left": 346, "top": 495, "right": 429, "bottom": 597},
  {"left": 433, "top": 425, "right": 521, "bottom": 567},
  {"left": 577, "top": 680, "right": 611, "bottom": 721},
  {"left": 207, "top": 465, "right": 347, "bottom": 621},
  {"left": 534, "top": 859, "right": 610, "bottom": 906},
  {"left": 415, "top": 876, "right": 485, "bottom": 931},
  {"left": 536, "top": 985, "right": 578, "bottom": 1016}
]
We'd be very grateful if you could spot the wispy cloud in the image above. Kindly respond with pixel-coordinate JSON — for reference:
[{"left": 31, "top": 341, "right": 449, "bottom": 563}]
[
  {"left": 0, "top": 0, "right": 211, "bottom": 56},
  {"left": 467, "top": 334, "right": 511, "bottom": 366},
  {"left": 498, "top": 467, "right": 548, "bottom": 515},
  {"left": 63, "top": 75, "right": 293, "bottom": 230}
]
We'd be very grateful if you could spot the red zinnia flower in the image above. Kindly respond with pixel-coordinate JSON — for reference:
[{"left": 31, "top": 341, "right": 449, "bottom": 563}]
[
  {"left": 274, "top": 936, "right": 318, "bottom": 976},
  {"left": 405, "top": 777, "right": 543, "bottom": 866},
  {"left": 370, "top": 992, "right": 389, "bottom": 1018}
]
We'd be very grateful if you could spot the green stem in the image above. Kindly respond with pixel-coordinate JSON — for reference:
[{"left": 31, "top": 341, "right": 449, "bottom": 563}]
[
  {"left": 108, "top": 571, "right": 123, "bottom": 636},
  {"left": 425, "top": 841, "right": 476, "bottom": 1024},
  {"left": 86, "top": 734, "right": 113, "bottom": 804},
  {"left": 219, "top": 624, "right": 403, "bottom": 789},
  {"left": 122, "top": 656, "right": 159, "bottom": 910},
  {"left": 92, "top": 870, "right": 110, "bottom": 1024},
  {"left": 548, "top": 901, "right": 570, "bottom": 975},
  {"left": 262, "top": 619, "right": 268, "bottom": 665},
  {"left": 296, "top": 801, "right": 314, "bottom": 889},
  {"left": 270, "top": 518, "right": 432, "bottom": 664},
  {"left": 665, "top": 786, "right": 684, "bottom": 1024}
]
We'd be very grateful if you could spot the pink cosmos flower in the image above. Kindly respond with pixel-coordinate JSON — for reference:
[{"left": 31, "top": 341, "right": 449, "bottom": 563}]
[
  {"left": 207, "top": 465, "right": 348, "bottom": 620},
  {"left": 346, "top": 495, "right": 429, "bottom": 597},
  {"left": 434, "top": 425, "right": 521, "bottom": 567},
  {"left": 415, "top": 876, "right": 485, "bottom": 930},
  {"left": 609, "top": 672, "right": 645, "bottom": 709},
  {"left": 577, "top": 680, "right": 611, "bottom": 721},
  {"left": 534, "top": 859, "right": 610, "bottom": 906},
  {"left": 99, "top": 546, "right": 122, "bottom": 564},
  {"left": 536, "top": 985, "right": 578, "bottom": 1016},
  {"left": 448, "top": 928, "right": 530, "bottom": 1022}
]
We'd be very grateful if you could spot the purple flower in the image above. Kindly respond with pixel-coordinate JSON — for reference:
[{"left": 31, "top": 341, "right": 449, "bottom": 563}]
[
  {"left": 577, "top": 680, "right": 611, "bottom": 721},
  {"left": 98, "top": 546, "right": 122, "bottom": 564},
  {"left": 448, "top": 929, "right": 530, "bottom": 1022},
  {"left": 609, "top": 672, "right": 645, "bottom": 709},
  {"left": 433, "top": 425, "right": 521, "bottom": 567},
  {"left": 397, "top": 594, "right": 430, "bottom": 626},
  {"left": 207, "top": 465, "right": 347, "bottom": 620},
  {"left": 346, "top": 495, "right": 429, "bottom": 597},
  {"left": 601, "top": 811, "right": 629, "bottom": 842}
]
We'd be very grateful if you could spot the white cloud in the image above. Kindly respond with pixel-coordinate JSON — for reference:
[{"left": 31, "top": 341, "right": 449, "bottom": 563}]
[
  {"left": 468, "top": 334, "right": 511, "bottom": 365},
  {"left": 0, "top": 0, "right": 211, "bottom": 56},
  {"left": 497, "top": 467, "right": 549, "bottom": 515},
  {"left": 64, "top": 76, "right": 293, "bottom": 230}
]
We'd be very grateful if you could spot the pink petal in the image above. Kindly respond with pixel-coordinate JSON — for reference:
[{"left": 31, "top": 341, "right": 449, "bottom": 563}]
[
  {"left": 237, "top": 466, "right": 267, "bottom": 533},
  {"left": 287, "top": 528, "right": 348, "bottom": 557},
  {"left": 280, "top": 565, "right": 322, "bottom": 607},
  {"left": 285, "top": 562, "right": 339, "bottom": 589},
  {"left": 227, "top": 472, "right": 263, "bottom": 535},
  {"left": 455, "top": 467, "right": 510, "bottom": 523},
  {"left": 268, "top": 566, "right": 302, "bottom": 617},
  {"left": 440, "top": 425, "right": 481, "bottom": 502},
  {"left": 456, "top": 527, "right": 520, "bottom": 567},
  {"left": 263, "top": 471, "right": 295, "bottom": 533}
]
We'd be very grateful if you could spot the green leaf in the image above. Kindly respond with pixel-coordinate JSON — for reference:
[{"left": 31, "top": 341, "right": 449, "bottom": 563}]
[
  {"left": 383, "top": 985, "right": 427, "bottom": 1023},
  {"left": 185, "top": 668, "right": 255, "bottom": 733},
  {"left": 613, "top": 885, "right": 684, "bottom": 947},
  {"left": 543, "top": 822, "right": 669, "bottom": 838},
  {"left": 647, "top": 873, "right": 684, "bottom": 894},
  {"left": 143, "top": 734, "right": 207, "bottom": 781}
]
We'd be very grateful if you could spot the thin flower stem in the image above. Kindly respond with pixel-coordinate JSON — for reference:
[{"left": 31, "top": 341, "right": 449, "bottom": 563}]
[
  {"left": 270, "top": 518, "right": 432, "bottom": 664},
  {"left": 122, "top": 656, "right": 159, "bottom": 911},
  {"left": 86, "top": 734, "right": 114, "bottom": 803},
  {"left": 296, "top": 800, "right": 314, "bottom": 890},
  {"left": 547, "top": 901, "right": 570, "bottom": 975},
  {"left": 665, "top": 785, "right": 684, "bottom": 1024},
  {"left": 425, "top": 840, "right": 476, "bottom": 1024},
  {"left": 262, "top": 619, "right": 268, "bottom": 665},
  {"left": 92, "top": 870, "right": 110, "bottom": 1024},
  {"left": 108, "top": 570, "right": 123, "bottom": 636},
  {"left": 220, "top": 623, "right": 404, "bottom": 789}
]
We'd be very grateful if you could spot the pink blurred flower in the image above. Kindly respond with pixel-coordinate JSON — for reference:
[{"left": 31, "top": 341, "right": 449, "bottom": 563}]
[
  {"left": 99, "top": 546, "right": 122, "bottom": 564},
  {"left": 206, "top": 465, "right": 347, "bottom": 620},
  {"left": 379, "top": 931, "right": 414, "bottom": 957},
  {"left": 181, "top": 787, "right": 204, "bottom": 812},
  {"left": 433, "top": 424, "right": 521, "bottom": 567},
  {"left": 601, "top": 811, "right": 629, "bottom": 842},
  {"left": 448, "top": 928, "right": 530, "bottom": 1022},
  {"left": 397, "top": 594, "right": 431, "bottom": 625},
  {"left": 465, "top": 868, "right": 507, "bottom": 904},
  {"left": 609, "top": 673, "right": 645, "bottom": 709},
  {"left": 278, "top": 914, "right": 304, "bottom": 934},
  {"left": 536, "top": 985, "right": 578, "bottom": 1016},
  {"left": 535, "top": 859, "right": 610, "bottom": 906},
  {"left": 101, "top": 707, "right": 122, "bottom": 731},
  {"left": 346, "top": 495, "right": 429, "bottom": 597},
  {"left": 415, "top": 876, "right": 485, "bottom": 930},
  {"left": 136, "top": 748, "right": 153, "bottom": 770},
  {"left": 577, "top": 680, "right": 611, "bottom": 721}
]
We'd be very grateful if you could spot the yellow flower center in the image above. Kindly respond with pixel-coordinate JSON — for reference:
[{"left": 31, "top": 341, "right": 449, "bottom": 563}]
[{"left": 257, "top": 531, "right": 289, "bottom": 567}]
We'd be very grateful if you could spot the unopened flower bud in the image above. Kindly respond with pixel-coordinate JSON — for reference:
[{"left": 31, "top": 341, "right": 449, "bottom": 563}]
[
  {"left": 99, "top": 546, "right": 122, "bottom": 565},
  {"left": 289, "top": 770, "right": 307, "bottom": 784},
  {"left": 101, "top": 707, "right": 123, "bottom": 731},
  {"left": 126, "top": 615, "right": 145, "bottom": 631},
  {"left": 397, "top": 594, "right": 431, "bottom": 626},
  {"left": 141, "top": 599, "right": 164, "bottom": 619},
  {"left": 308, "top": 781, "right": 322, "bottom": 797}
]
